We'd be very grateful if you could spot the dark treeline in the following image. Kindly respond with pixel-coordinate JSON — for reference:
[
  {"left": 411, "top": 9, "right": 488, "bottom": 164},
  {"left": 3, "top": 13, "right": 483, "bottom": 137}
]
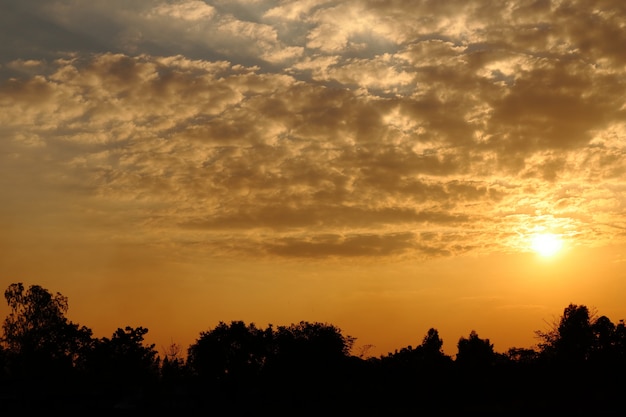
[{"left": 1, "top": 283, "right": 625, "bottom": 415}]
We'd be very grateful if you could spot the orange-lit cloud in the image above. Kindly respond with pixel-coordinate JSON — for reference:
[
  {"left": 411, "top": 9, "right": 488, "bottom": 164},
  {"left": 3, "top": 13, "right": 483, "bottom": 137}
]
[
  {"left": 1, "top": 0, "right": 626, "bottom": 264},
  {"left": 3, "top": 0, "right": 626, "bottom": 360}
]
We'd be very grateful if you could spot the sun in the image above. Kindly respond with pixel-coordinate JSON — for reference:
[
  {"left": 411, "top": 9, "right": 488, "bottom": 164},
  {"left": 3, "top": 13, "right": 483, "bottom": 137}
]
[{"left": 530, "top": 233, "right": 563, "bottom": 257}]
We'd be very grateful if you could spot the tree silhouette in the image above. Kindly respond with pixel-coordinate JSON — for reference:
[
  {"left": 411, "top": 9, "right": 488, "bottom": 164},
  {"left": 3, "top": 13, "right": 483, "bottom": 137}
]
[
  {"left": 1, "top": 283, "right": 93, "bottom": 381},
  {"left": 266, "top": 321, "right": 356, "bottom": 412},
  {"left": 455, "top": 330, "right": 495, "bottom": 369},
  {"left": 613, "top": 320, "right": 626, "bottom": 364},
  {"left": 590, "top": 315, "right": 616, "bottom": 364},
  {"left": 420, "top": 328, "right": 444, "bottom": 355},
  {"left": 379, "top": 327, "right": 452, "bottom": 373},
  {"left": 506, "top": 347, "right": 538, "bottom": 364},
  {"left": 186, "top": 320, "right": 354, "bottom": 386},
  {"left": 79, "top": 325, "right": 160, "bottom": 412},
  {"left": 86, "top": 326, "right": 159, "bottom": 384},
  {"left": 415, "top": 327, "right": 452, "bottom": 366},
  {"left": 186, "top": 320, "right": 271, "bottom": 387},
  {"left": 536, "top": 303, "right": 597, "bottom": 364},
  {"left": 160, "top": 340, "right": 186, "bottom": 384},
  {"left": 273, "top": 321, "right": 355, "bottom": 364},
  {"left": 3, "top": 281, "right": 626, "bottom": 414}
]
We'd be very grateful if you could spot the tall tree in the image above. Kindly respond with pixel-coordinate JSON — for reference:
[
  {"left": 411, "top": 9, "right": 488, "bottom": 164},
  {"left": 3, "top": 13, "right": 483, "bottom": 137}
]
[
  {"left": 536, "top": 303, "right": 595, "bottom": 363},
  {"left": 1, "top": 283, "right": 93, "bottom": 376}
]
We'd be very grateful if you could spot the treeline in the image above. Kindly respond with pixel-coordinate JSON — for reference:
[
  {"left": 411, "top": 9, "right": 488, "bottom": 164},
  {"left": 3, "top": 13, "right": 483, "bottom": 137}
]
[{"left": 1, "top": 282, "right": 626, "bottom": 415}]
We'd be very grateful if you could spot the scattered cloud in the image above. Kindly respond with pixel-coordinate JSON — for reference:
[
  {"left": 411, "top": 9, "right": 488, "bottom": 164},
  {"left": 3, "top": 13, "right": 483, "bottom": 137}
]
[
  {"left": 151, "top": 1, "right": 216, "bottom": 21},
  {"left": 1, "top": 0, "right": 626, "bottom": 260}
]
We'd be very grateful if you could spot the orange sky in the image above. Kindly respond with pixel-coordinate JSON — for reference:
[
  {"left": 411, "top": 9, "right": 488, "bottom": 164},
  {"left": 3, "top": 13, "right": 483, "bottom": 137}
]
[{"left": 1, "top": 0, "right": 626, "bottom": 357}]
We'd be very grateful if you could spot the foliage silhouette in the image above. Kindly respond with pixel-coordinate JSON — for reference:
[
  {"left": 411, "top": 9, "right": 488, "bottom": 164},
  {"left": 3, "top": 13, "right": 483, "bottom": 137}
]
[
  {"left": 160, "top": 340, "right": 186, "bottom": 383},
  {"left": 267, "top": 321, "right": 356, "bottom": 411},
  {"left": 2, "top": 282, "right": 626, "bottom": 414},
  {"left": 187, "top": 320, "right": 270, "bottom": 387},
  {"left": 378, "top": 327, "right": 452, "bottom": 372},
  {"left": 185, "top": 320, "right": 356, "bottom": 412},
  {"left": 1, "top": 282, "right": 93, "bottom": 403},
  {"left": 85, "top": 326, "right": 159, "bottom": 384},
  {"left": 536, "top": 303, "right": 595, "bottom": 364},
  {"left": 271, "top": 321, "right": 354, "bottom": 369},
  {"left": 456, "top": 330, "right": 496, "bottom": 369},
  {"left": 533, "top": 303, "right": 626, "bottom": 368}
]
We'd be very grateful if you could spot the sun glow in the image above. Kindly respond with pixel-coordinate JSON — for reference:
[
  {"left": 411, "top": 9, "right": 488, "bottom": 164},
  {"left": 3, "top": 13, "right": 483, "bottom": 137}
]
[{"left": 530, "top": 233, "right": 563, "bottom": 257}]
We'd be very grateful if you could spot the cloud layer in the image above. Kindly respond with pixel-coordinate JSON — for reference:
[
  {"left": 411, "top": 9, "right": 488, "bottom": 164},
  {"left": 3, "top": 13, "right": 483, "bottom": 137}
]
[{"left": 1, "top": 0, "right": 625, "bottom": 260}]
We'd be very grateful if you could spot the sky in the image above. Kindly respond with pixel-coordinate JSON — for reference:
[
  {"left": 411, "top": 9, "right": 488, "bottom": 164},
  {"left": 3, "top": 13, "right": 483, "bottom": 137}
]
[{"left": 1, "top": 0, "right": 626, "bottom": 357}]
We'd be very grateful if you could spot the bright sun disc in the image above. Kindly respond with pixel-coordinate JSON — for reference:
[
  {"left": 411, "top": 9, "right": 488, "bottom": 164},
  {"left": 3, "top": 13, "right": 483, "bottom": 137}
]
[{"left": 530, "top": 233, "right": 563, "bottom": 257}]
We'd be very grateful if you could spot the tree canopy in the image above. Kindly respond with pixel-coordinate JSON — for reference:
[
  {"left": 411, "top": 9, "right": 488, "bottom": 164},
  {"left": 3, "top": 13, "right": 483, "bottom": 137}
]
[
  {"left": 1, "top": 282, "right": 626, "bottom": 414},
  {"left": 1, "top": 283, "right": 93, "bottom": 377}
]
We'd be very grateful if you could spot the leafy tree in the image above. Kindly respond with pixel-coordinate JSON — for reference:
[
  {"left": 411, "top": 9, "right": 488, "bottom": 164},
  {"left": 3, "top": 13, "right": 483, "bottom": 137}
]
[
  {"left": 82, "top": 325, "right": 160, "bottom": 410},
  {"left": 506, "top": 347, "right": 539, "bottom": 364},
  {"left": 267, "top": 321, "right": 356, "bottom": 411},
  {"left": 455, "top": 330, "right": 495, "bottom": 369},
  {"left": 536, "top": 303, "right": 596, "bottom": 364},
  {"left": 589, "top": 315, "right": 616, "bottom": 363},
  {"left": 1, "top": 283, "right": 93, "bottom": 378},
  {"left": 186, "top": 320, "right": 271, "bottom": 384},
  {"left": 557, "top": 304, "right": 595, "bottom": 362},
  {"left": 377, "top": 327, "right": 453, "bottom": 403},
  {"left": 273, "top": 321, "right": 355, "bottom": 362},
  {"left": 418, "top": 328, "right": 446, "bottom": 359},
  {"left": 382, "top": 328, "right": 452, "bottom": 372},
  {"left": 86, "top": 326, "right": 159, "bottom": 386}
]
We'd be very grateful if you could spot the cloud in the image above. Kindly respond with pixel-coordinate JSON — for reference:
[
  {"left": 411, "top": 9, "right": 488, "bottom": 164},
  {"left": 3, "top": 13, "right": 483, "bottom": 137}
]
[
  {"left": 151, "top": 1, "right": 216, "bottom": 21},
  {"left": 1, "top": 1, "right": 626, "bottom": 259},
  {"left": 265, "top": 232, "right": 417, "bottom": 258},
  {"left": 265, "top": 0, "right": 333, "bottom": 21}
]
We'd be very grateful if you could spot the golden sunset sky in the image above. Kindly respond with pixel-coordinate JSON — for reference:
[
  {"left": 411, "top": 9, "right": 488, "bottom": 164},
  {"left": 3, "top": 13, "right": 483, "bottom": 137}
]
[{"left": 1, "top": 0, "right": 626, "bottom": 357}]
